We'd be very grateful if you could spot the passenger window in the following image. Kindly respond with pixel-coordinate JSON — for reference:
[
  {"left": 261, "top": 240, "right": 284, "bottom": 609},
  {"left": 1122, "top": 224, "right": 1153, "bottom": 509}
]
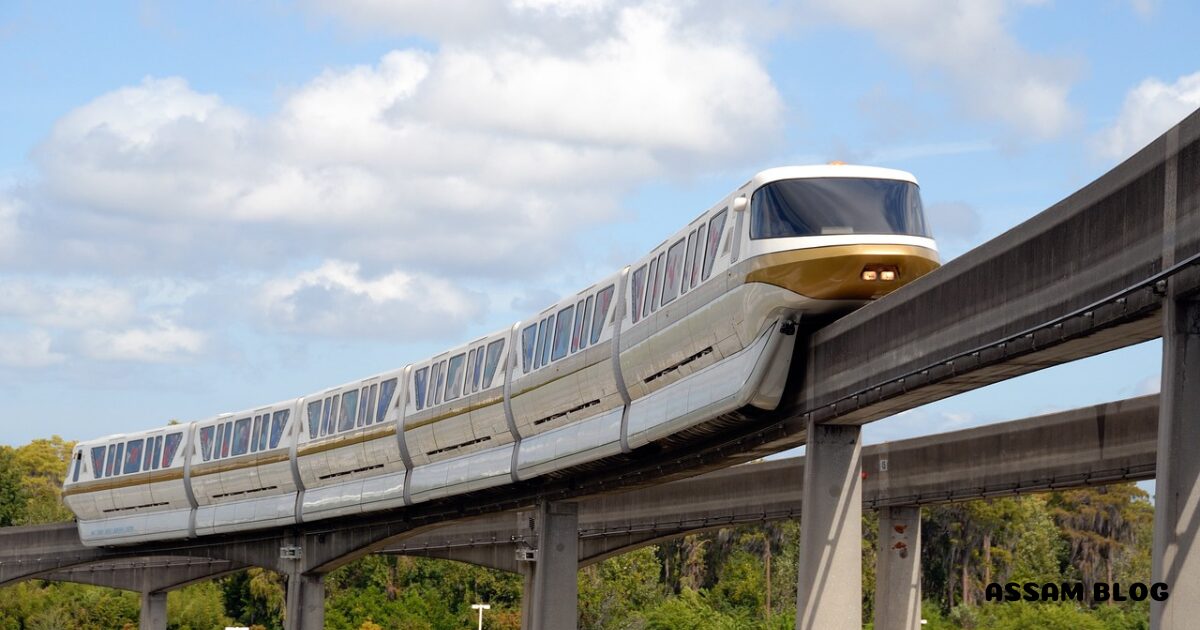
[
  {"left": 433, "top": 362, "right": 446, "bottom": 405},
  {"left": 681, "top": 230, "right": 698, "bottom": 294},
  {"left": 112, "top": 443, "right": 124, "bottom": 476},
  {"left": 214, "top": 424, "right": 226, "bottom": 460},
  {"left": 569, "top": 300, "right": 585, "bottom": 353},
  {"left": 269, "top": 411, "right": 289, "bottom": 449},
  {"left": 162, "top": 432, "right": 182, "bottom": 467},
  {"left": 552, "top": 305, "right": 574, "bottom": 361},
  {"left": 521, "top": 325, "right": 538, "bottom": 373},
  {"left": 339, "top": 390, "right": 358, "bottom": 432},
  {"left": 661, "top": 238, "right": 686, "bottom": 306},
  {"left": 232, "top": 417, "right": 252, "bottom": 456},
  {"left": 445, "top": 354, "right": 466, "bottom": 402},
  {"left": 258, "top": 415, "right": 270, "bottom": 451},
  {"left": 650, "top": 252, "right": 665, "bottom": 312},
  {"left": 414, "top": 367, "right": 429, "bottom": 410},
  {"left": 325, "top": 396, "right": 339, "bottom": 435},
  {"left": 377, "top": 378, "right": 397, "bottom": 422},
  {"left": 319, "top": 396, "right": 333, "bottom": 436},
  {"left": 464, "top": 349, "right": 476, "bottom": 395},
  {"left": 199, "top": 427, "right": 214, "bottom": 462},
  {"left": 631, "top": 265, "right": 647, "bottom": 324},
  {"left": 702, "top": 210, "right": 728, "bottom": 280},
  {"left": 591, "top": 285, "right": 614, "bottom": 344},
  {"left": 251, "top": 416, "right": 262, "bottom": 453},
  {"left": 534, "top": 317, "right": 549, "bottom": 370},
  {"left": 482, "top": 339, "right": 505, "bottom": 388},
  {"left": 91, "top": 446, "right": 106, "bottom": 479},
  {"left": 123, "top": 439, "right": 143, "bottom": 475},
  {"left": 367, "top": 383, "right": 379, "bottom": 424},
  {"left": 473, "top": 345, "right": 485, "bottom": 392},
  {"left": 143, "top": 435, "right": 156, "bottom": 469},
  {"left": 307, "top": 400, "right": 323, "bottom": 438},
  {"left": 690, "top": 223, "right": 706, "bottom": 289},
  {"left": 356, "top": 387, "right": 369, "bottom": 427},
  {"left": 72, "top": 452, "right": 81, "bottom": 483},
  {"left": 540, "top": 314, "right": 556, "bottom": 367},
  {"left": 643, "top": 258, "right": 658, "bottom": 319},
  {"left": 580, "top": 295, "right": 595, "bottom": 350},
  {"left": 152, "top": 435, "right": 163, "bottom": 469}
]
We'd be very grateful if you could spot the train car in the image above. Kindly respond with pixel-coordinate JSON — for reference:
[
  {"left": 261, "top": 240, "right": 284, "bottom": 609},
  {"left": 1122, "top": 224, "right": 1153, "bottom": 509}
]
[{"left": 63, "top": 164, "right": 939, "bottom": 546}]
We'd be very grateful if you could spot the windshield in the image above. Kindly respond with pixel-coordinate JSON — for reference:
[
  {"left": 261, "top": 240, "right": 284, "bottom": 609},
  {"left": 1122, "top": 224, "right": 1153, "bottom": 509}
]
[{"left": 750, "top": 177, "right": 930, "bottom": 239}]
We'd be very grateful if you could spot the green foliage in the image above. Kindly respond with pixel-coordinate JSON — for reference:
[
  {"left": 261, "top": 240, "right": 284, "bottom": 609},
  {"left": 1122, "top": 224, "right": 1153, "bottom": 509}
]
[
  {"left": 0, "top": 447, "right": 27, "bottom": 526},
  {"left": 169, "top": 580, "right": 235, "bottom": 630},
  {"left": 974, "top": 601, "right": 1107, "bottom": 630}
]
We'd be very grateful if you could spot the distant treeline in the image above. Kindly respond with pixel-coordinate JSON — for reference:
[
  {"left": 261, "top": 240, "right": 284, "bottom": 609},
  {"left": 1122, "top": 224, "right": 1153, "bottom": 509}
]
[{"left": 0, "top": 437, "right": 1154, "bottom": 629}]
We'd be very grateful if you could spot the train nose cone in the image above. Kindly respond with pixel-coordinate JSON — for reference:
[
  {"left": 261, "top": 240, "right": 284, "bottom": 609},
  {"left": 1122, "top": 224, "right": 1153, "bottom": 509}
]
[{"left": 744, "top": 244, "right": 940, "bottom": 300}]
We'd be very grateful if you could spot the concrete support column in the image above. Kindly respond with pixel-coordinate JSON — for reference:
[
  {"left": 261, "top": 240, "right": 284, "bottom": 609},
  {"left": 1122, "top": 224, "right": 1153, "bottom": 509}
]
[
  {"left": 795, "top": 421, "right": 862, "bottom": 630},
  {"left": 284, "top": 571, "right": 325, "bottom": 630},
  {"left": 139, "top": 590, "right": 167, "bottom": 630},
  {"left": 524, "top": 500, "right": 579, "bottom": 630},
  {"left": 875, "top": 506, "right": 922, "bottom": 630},
  {"left": 1152, "top": 296, "right": 1200, "bottom": 628}
]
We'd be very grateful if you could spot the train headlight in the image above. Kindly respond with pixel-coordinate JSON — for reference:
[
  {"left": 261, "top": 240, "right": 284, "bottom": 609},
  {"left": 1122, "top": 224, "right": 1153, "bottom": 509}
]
[
  {"left": 880, "top": 269, "right": 897, "bottom": 281},
  {"left": 861, "top": 270, "right": 878, "bottom": 281}
]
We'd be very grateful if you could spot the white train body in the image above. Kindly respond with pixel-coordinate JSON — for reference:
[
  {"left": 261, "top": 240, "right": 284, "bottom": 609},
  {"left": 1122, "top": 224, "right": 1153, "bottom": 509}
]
[{"left": 63, "top": 165, "right": 940, "bottom": 546}]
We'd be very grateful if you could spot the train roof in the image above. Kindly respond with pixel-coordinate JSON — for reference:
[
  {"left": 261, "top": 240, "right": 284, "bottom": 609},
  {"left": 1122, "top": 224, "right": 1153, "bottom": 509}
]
[{"left": 748, "top": 164, "right": 918, "bottom": 190}]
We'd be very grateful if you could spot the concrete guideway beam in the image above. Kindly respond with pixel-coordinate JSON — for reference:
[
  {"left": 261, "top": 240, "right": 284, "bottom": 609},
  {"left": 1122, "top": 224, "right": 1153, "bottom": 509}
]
[
  {"left": 140, "top": 590, "right": 167, "bottom": 630},
  {"left": 795, "top": 421, "right": 862, "bottom": 630},
  {"left": 875, "top": 506, "right": 921, "bottom": 630},
  {"left": 523, "top": 500, "right": 580, "bottom": 630}
]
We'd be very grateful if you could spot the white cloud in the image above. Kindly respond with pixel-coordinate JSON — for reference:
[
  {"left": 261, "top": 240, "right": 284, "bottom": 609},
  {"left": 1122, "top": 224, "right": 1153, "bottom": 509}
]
[
  {"left": 1094, "top": 71, "right": 1200, "bottom": 160},
  {"left": 79, "top": 318, "right": 205, "bottom": 363},
  {"left": 0, "top": 329, "right": 65, "bottom": 368},
  {"left": 259, "top": 260, "right": 483, "bottom": 339},
  {"left": 813, "top": 0, "right": 1077, "bottom": 139},
  {"left": 0, "top": 280, "right": 137, "bottom": 329}
]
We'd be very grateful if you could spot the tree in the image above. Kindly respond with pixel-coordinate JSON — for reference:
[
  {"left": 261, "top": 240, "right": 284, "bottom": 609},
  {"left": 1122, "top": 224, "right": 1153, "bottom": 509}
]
[{"left": 0, "top": 447, "right": 27, "bottom": 526}]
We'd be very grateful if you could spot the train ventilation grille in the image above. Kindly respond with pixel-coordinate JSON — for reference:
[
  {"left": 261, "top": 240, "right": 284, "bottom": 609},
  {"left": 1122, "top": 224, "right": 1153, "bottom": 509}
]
[
  {"left": 102, "top": 501, "right": 170, "bottom": 514},
  {"left": 213, "top": 485, "right": 279, "bottom": 499},
  {"left": 427, "top": 435, "right": 492, "bottom": 457},
  {"left": 318, "top": 464, "right": 384, "bottom": 481},
  {"left": 533, "top": 399, "right": 601, "bottom": 426},
  {"left": 644, "top": 346, "right": 713, "bottom": 384}
]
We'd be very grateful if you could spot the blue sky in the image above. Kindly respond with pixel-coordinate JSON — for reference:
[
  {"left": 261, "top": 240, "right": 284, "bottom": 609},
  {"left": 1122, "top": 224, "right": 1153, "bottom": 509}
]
[{"left": 1, "top": 0, "right": 1196, "bottom": 484}]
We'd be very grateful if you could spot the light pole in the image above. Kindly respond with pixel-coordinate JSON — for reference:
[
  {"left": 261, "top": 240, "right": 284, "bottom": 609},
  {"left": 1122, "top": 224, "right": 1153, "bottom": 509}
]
[{"left": 471, "top": 603, "right": 491, "bottom": 630}]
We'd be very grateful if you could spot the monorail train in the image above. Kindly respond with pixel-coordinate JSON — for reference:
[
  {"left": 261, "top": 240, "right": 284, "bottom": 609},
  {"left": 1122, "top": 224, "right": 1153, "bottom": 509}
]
[{"left": 62, "top": 164, "right": 939, "bottom": 546}]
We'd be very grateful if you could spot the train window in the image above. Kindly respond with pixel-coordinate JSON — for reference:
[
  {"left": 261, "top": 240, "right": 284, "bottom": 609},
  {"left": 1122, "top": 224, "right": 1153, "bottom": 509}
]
[
  {"left": 154, "top": 435, "right": 164, "bottom": 469},
  {"left": 215, "top": 423, "right": 227, "bottom": 460},
  {"left": 533, "top": 318, "right": 548, "bottom": 370},
  {"left": 377, "top": 378, "right": 397, "bottom": 422},
  {"left": 258, "top": 415, "right": 269, "bottom": 451},
  {"left": 482, "top": 339, "right": 505, "bottom": 388},
  {"left": 681, "top": 230, "right": 698, "bottom": 294},
  {"left": 591, "top": 285, "right": 614, "bottom": 344},
  {"left": 366, "top": 383, "right": 379, "bottom": 424},
  {"left": 356, "top": 387, "right": 369, "bottom": 427},
  {"left": 552, "top": 305, "right": 573, "bottom": 361},
  {"left": 113, "top": 443, "right": 125, "bottom": 476},
  {"left": 307, "top": 400, "right": 323, "bottom": 438},
  {"left": 414, "top": 367, "right": 429, "bottom": 410},
  {"left": 222, "top": 421, "right": 234, "bottom": 458},
  {"left": 464, "top": 349, "right": 476, "bottom": 396},
  {"left": 251, "top": 416, "right": 262, "bottom": 453},
  {"left": 103, "top": 443, "right": 116, "bottom": 476},
  {"left": 433, "top": 362, "right": 446, "bottom": 406},
  {"left": 232, "top": 418, "right": 250, "bottom": 457},
  {"left": 650, "top": 252, "right": 665, "bottom": 312},
  {"left": 320, "top": 396, "right": 334, "bottom": 436},
  {"left": 642, "top": 258, "right": 657, "bottom": 319},
  {"left": 428, "top": 363, "right": 442, "bottom": 407},
  {"left": 339, "top": 390, "right": 358, "bottom": 432},
  {"left": 690, "top": 223, "right": 706, "bottom": 289},
  {"left": 72, "top": 452, "right": 82, "bottom": 483},
  {"left": 162, "top": 432, "right": 182, "bottom": 467},
  {"left": 124, "top": 439, "right": 143, "bottom": 475},
  {"left": 473, "top": 345, "right": 485, "bottom": 392},
  {"left": 631, "top": 265, "right": 647, "bottom": 324},
  {"left": 580, "top": 295, "right": 594, "bottom": 350},
  {"left": 520, "top": 324, "right": 537, "bottom": 373},
  {"left": 200, "top": 427, "right": 215, "bottom": 462},
  {"left": 661, "top": 238, "right": 686, "bottom": 306},
  {"left": 445, "top": 354, "right": 466, "bottom": 402},
  {"left": 570, "top": 300, "right": 586, "bottom": 353},
  {"left": 269, "top": 411, "right": 289, "bottom": 448},
  {"left": 702, "top": 210, "right": 727, "bottom": 280},
  {"left": 326, "top": 396, "right": 339, "bottom": 434},
  {"left": 540, "top": 314, "right": 556, "bottom": 367},
  {"left": 143, "top": 435, "right": 156, "bottom": 469},
  {"left": 90, "top": 446, "right": 106, "bottom": 479}
]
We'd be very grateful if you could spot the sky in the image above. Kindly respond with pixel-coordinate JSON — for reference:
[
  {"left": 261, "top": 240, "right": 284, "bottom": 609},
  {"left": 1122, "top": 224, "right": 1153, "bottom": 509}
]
[{"left": 1, "top": 0, "right": 1198, "bottom": 485}]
